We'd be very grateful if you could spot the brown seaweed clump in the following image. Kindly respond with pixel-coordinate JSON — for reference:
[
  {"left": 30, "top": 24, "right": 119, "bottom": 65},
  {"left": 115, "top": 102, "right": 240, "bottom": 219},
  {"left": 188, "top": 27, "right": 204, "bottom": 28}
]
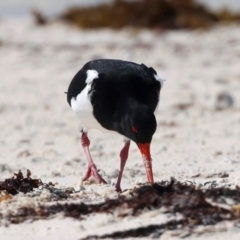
[
  {"left": 31, "top": 9, "right": 47, "bottom": 25},
  {"left": 55, "top": 0, "right": 240, "bottom": 30},
  {"left": 3, "top": 178, "right": 240, "bottom": 239},
  {"left": 0, "top": 170, "right": 42, "bottom": 195},
  {"left": 217, "top": 7, "right": 240, "bottom": 22}
]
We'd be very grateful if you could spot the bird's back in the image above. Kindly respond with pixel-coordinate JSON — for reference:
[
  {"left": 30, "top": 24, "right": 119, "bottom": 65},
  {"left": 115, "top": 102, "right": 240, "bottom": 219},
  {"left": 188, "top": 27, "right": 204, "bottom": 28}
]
[{"left": 88, "top": 59, "right": 156, "bottom": 81}]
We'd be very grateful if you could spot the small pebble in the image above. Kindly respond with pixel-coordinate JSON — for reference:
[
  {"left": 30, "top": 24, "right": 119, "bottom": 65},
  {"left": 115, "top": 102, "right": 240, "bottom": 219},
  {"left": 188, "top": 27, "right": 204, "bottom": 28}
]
[{"left": 215, "top": 92, "right": 234, "bottom": 110}]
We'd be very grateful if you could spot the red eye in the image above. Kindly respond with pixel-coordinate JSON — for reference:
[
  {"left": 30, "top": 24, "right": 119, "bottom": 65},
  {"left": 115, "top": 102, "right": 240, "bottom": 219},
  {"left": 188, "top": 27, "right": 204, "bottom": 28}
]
[{"left": 132, "top": 127, "right": 138, "bottom": 133}]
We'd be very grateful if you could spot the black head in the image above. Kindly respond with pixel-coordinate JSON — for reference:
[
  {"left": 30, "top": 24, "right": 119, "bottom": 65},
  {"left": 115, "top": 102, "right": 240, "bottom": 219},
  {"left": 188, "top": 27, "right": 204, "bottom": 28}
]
[{"left": 120, "top": 101, "right": 157, "bottom": 144}]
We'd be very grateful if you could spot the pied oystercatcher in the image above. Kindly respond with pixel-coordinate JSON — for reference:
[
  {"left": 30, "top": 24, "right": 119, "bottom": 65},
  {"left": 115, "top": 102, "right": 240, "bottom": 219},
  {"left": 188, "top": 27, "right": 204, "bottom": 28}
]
[{"left": 67, "top": 59, "right": 165, "bottom": 192}]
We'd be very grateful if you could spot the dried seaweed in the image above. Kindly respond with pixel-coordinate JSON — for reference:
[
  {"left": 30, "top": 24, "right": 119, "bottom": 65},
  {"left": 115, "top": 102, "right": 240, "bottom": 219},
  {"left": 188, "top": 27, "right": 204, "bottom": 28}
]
[
  {"left": 58, "top": 0, "right": 214, "bottom": 29},
  {"left": 31, "top": 10, "right": 47, "bottom": 25},
  {"left": 0, "top": 170, "right": 42, "bottom": 195},
  {"left": 4, "top": 179, "right": 240, "bottom": 222},
  {"left": 1, "top": 174, "right": 240, "bottom": 238},
  {"left": 0, "top": 193, "right": 12, "bottom": 202},
  {"left": 53, "top": 0, "right": 240, "bottom": 30},
  {"left": 84, "top": 220, "right": 184, "bottom": 239}
]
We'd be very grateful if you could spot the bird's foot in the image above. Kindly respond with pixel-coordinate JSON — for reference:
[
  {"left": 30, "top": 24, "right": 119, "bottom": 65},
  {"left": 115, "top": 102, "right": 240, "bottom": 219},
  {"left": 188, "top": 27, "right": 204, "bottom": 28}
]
[
  {"left": 115, "top": 184, "right": 122, "bottom": 193},
  {"left": 81, "top": 163, "right": 107, "bottom": 184}
]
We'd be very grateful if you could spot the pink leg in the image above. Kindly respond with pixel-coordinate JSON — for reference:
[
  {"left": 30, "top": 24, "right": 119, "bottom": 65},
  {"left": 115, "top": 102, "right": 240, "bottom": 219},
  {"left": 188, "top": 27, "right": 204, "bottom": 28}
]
[
  {"left": 81, "top": 131, "right": 107, "bottom": 184},
  {"left": 115, "top": 140, "right": 131, "bottom": 192}
]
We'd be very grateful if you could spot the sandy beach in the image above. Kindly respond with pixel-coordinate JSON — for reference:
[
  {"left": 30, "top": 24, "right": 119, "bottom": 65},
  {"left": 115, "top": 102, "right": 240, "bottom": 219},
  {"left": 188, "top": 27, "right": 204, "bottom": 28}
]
[{"left": 0, "top": 18, "right": 240, "bottom": 239}]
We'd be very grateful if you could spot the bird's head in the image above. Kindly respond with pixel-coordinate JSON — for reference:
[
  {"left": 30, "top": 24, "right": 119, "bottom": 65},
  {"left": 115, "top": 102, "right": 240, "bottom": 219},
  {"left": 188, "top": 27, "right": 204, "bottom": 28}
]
[
  {"left": 120, "top": 102, "right": 157, "bottom": 183},
  {"left": 123, "top": 109, "right": 156, "bottom": 144}
]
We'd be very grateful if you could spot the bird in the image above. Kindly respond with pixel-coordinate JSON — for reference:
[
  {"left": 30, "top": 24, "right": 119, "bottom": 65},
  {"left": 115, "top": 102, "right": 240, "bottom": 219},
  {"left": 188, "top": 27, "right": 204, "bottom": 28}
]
[{"left": 66, "top": 59, "right": 165, "bottom": 192}]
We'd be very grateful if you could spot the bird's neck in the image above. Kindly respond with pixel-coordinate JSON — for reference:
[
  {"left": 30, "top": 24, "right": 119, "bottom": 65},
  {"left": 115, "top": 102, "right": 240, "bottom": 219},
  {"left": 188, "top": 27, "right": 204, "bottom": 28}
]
[{"left": 112, "top": 98, "right": 137, "bottom": 134}]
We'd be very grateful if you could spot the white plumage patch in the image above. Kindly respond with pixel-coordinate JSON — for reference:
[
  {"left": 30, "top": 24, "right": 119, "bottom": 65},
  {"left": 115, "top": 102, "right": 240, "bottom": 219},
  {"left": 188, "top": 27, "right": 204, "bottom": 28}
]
[
  {"left": 71, "top": 69, "right": 108, "bottom": 131},
  {"left": 154, "top": 74, "right": 166, "bottom": 113},
  {"left": 85, "top": 69, "right": 99, "bottom": 84},
  {"left": 71, "top": 83, "right": 92, "bottom": 113},
  {"left": 154, "top": 74, "right": 166, "bottom": 87},
  {"left": 71, "top": 70, "right": 98, "bottom": 129}
]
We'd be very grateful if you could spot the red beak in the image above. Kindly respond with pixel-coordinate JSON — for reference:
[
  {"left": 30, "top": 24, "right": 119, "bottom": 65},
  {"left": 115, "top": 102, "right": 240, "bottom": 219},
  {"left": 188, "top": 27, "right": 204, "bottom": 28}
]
[{"left": 138, "top": 143, "right": 154, "bottom": 183}]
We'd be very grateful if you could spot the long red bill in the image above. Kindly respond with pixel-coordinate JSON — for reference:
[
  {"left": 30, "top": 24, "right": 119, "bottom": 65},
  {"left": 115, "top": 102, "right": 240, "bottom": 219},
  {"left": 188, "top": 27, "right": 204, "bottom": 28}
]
[{"left": 138, "top": 143, "right": 154, "bottom": 183}]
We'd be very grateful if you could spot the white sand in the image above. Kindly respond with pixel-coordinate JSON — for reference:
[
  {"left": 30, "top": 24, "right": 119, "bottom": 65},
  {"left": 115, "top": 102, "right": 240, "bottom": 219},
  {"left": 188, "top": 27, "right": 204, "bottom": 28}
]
[{"left": 0, "top": 19, "right": 240, "bottom": 239}]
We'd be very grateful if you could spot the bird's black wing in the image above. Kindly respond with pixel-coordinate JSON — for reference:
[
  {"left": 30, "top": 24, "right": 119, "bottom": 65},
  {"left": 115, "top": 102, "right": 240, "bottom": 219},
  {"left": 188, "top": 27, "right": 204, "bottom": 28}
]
[
  {"left": 88, "top": 59, "right": 161, "bottom": 111},
  {"left": 88, "top": 59, "right": 157, "bottom": 84}
]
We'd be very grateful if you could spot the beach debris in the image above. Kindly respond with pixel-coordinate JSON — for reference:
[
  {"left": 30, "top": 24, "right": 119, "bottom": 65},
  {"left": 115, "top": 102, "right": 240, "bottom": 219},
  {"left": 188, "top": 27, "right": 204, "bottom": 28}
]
[
  {"left": 17, "top": 150, "right": 31, "bottom": 158},
  {"left": 173, "top": 102, "right": 193, "bottom": 110},
  {"left": 205, "top": 172, "right": 229, "bottom": 178},
  {"left": 59, "top": 0, "right": 218, "bottom": 29},
  {"left": 33, "top": 0, "right": 240, "bottom": 29},
  {"left": 0, "top": 171, "right": 77, "bottom": 202},
  {"left": 0, "top": 191, "right": 12, "bottom": 202},
  {"left": 31, "top": 10, "right": 47, "bottom": 25},
  {"left": 0, "top": 170, "right": 42, "bottom": 195},
  {"left": 0, "top": 163, "right": 11, "bottom": 172},
  {"left": 2, "top": 178, "right": 240, "bottom": 238},
  {"left": 217, "top": 8, "right": 240, "bottom": 22},
  {"left": 40, "top": 186, "right": 68, "bottom": 200},
  {"left": 158, "top": 121, "right": 178, "bottom": 127},
  {"left": 0, "top": 170, "right": 239, "bottom": 237},
  {"left": 223, "top": 157, "right": 240, "bottom": 164},
  {"left": 232, "top": 204, "right": 240, "bottom": 217},
  {"left": 215, "top": 91, "right": 234, "bottom": 110}
]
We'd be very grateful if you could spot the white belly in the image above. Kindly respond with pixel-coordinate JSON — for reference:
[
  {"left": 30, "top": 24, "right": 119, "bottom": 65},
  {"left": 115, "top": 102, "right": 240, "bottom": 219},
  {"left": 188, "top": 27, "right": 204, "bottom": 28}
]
[
  {"left": 70, "top": 69, "right": 116, "bottom": 134},
  {"left": 75, "top": 110, "right": 109, "bottom": 132},
  {"left": 70, "top": 84, "right": 113, "bottom": 133}
]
